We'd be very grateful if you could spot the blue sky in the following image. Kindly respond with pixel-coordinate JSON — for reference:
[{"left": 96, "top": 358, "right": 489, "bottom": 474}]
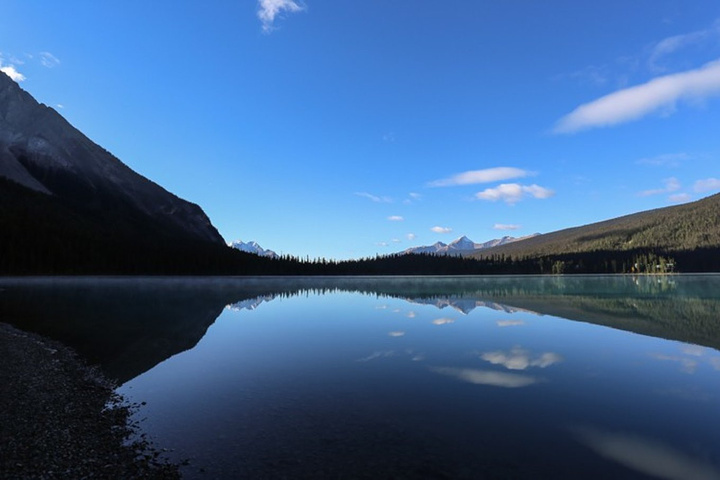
[{"left": 2, "top": 1, "right": 720, "bottom": 259}]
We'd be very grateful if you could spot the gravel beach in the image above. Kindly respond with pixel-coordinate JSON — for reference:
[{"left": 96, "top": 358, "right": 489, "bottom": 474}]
[{"left": 0, "top": 322, "right": 180, "bottom": 479}]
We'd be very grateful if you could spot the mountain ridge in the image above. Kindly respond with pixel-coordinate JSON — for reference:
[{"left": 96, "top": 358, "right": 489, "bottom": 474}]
[
  {"left": 230, "top": 240, "right": 278, "bottom": 258},
  {"left": 402, "top": 234, "right": 538, "bottom": 256},
  {"left": 0, "top": 71, "right": 223, "bottom": 245}
]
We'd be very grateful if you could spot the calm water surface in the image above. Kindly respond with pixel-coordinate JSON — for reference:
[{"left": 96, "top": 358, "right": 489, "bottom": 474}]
[{"left": 2, "top": 275, "right": 720, "bottom": 479}]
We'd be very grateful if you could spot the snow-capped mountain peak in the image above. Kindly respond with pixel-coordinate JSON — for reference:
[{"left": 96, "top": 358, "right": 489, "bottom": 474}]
[
  {"left": 448, "top": 236, "right": 476, "bottom": 249},
  {"left": 401, "top": 234, "right": 538, "bottom": 256},
  {"left": 230, "top": 240, "right": 278, "bottom": 258}
]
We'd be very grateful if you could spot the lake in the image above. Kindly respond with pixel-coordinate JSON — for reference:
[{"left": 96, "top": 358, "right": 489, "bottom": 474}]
[{"left": 2, "top": 275, "right": 720, "bottom": 479}]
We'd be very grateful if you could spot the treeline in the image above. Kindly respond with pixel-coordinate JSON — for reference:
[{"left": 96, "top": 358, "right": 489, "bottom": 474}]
[
  {"left": 470, "top": 192, "right": 720, "bottom": 261},
  {"left": 255, "top": 249, "right": 701, "bottom": 276}
]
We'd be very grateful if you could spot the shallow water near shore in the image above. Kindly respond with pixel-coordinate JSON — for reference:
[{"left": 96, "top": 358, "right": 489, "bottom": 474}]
[{"left": 3, "top": 275, "right": 720, "bottom": 478}]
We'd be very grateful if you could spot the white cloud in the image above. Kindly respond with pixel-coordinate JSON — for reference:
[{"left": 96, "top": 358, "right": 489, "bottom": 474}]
[
  {"left": 387, "top": 215, "right": 404, "bottom": 222},
  {"left": 407, "top": 233, "right": 417, "bottom": 241},
  {"left": 493, "top": 223, "right": 521, "bottom": 231},
  {"left": 429, "top": 167, "right": 531, "bottom": 187},
  {"left": 638, "top": 177, "right": 681, "bottom": 197},
  {"left": 554, "top": 59, "right": 720, "bottom": 133},
  {"left": 355, "top": 192, "right": 392, "bottom": 203},
  {"left": 388, "top": 331, "right": 405, "bottom": 337},
  {"left": 257, "top": 0, "right": 304, "bottom": 33},
  {"left": 668, "top": 193, "right": 692, "bottom": 203},
  {"left": 391, "top": 238, "right": 401, "bottom": 243},
  {"left": 649, "top": 19, "right": 720, "bottom": 71},
  {"left": 0, "top": 64, "right": 25, "bottom": 82},
  {"left": 567, "top": 64, "right": 611, "bottom": 86},
  {"left": 376, "top": 242, "right": 389, "bottom": 247},
  {"left": 636, "top": 152, "right": 692, "bottom": 167},
  {"left": 430, "top": 367, "right": 538, "bottom": 388},
  {"left": 403, "top": 192, "right": 421, "bottom": 205},
  {"left": 475, "top": 183, "right": 555, "bottom": 205},
  {"left": 2, "top": 53, "right": 24, "bottom": 66},
  {"left": 39, "top": 52, "right": 60, "bottom": 68},
  {"left": 693, "top": 177, "right": 720, "bottom": 193},
  {"left": 480, "top": 346, "right": 563, "bottom": 370},
  {"left": 431, "top": 226, "right": 452, "bottom": 234}
]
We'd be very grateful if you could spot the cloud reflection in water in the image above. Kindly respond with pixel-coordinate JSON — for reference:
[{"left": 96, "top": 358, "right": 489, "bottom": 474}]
[
  {"left": 496, "top": 320, "right": 526, "bottom": 327},
  {"left": 480, "top": 346, "right": 563, "bottom": 370},
  {"left": 430, "top": 367, "right": 538, "bottom": 388},
  {"left": 432, "top": 318, "right": 455, "bottom": 325},
  {"left": 575, "top": 427, "right": 720, "bottom": 480},
  {"left": 649, "top": 344, "right": 720, "bottom": 374}
]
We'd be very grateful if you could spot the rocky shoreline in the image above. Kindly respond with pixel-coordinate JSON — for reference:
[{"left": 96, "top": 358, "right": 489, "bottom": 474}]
[{"left": 0, "top": 322, "right": 180, "bottom": 479}]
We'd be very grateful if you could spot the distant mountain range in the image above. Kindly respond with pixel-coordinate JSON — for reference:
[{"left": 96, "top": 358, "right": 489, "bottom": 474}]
[
  {"left": 230, "top": 240, "right": 278, "bottom": 258},
  {"left": 401, "top": 234, "right": 538, "bottom": 256}
]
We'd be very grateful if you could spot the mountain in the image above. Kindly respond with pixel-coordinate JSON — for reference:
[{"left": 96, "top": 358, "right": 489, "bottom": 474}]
[
  {"left": 0, "top": 71, "right": 242, "bottom": 274},
  {"left": 230, "top": 240, "right": 278, "bottom": 258},
  {"left": 0, "top": 71, "right": 222, "bottom": 244},
  {"left": 468, "top": 193, "right": 720, "bottom": 271},
  {"left": 402, "top": 235, "right": 537, "bottom": 256}
]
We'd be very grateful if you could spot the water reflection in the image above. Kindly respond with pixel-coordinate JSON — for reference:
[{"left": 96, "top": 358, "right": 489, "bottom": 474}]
[
  {"left": 650, "top": 344, "right": 720, "bottom": 374},
  {"left": 356, "top": 350, "right": 423, "bottom": 363},
  {"left": 479, "top": 346, "right": 564, "bottom": 370},
  {"left": 2, "top": 275, "right": 720, "bottom": 478},
  {"left": 574, "top": 427, "right": 720, "bottom": 480},
  {"left": 227, "top": 294, "right": 277, "bottom": 311},
  {"left": 431, "top": 317, "right": 455, "bottom": 325},
  {"left": 405, "top": 296, "right": 536, "bottom": 315},
  {"left": 496, "top": 319, "right": 526, "bottom": 327},
  {"left": 1, "top": 275, "right": 720, "bottom": 384},
  {"left": 430, "top": 367, "right": 540, "bottom": 388}
]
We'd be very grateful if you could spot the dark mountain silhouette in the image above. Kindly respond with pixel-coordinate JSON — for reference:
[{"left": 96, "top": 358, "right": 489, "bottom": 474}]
[
  {"left": 0, "top": 71, "right": 239, "bottom": 274},
  {"left": 0, "top": 71, "right": 223, "bottom": 244}
]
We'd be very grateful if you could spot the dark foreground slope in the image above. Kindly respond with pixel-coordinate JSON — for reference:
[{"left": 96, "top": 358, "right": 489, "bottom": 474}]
[
  {"left": 0, "top": 71, "right": 221, "bottom": 244},
  {"left": 0, "top": 71, "right": 238, "bottom": 274},
  {"left": 470, "top": 193, "right": 720, "bottom": 272}
]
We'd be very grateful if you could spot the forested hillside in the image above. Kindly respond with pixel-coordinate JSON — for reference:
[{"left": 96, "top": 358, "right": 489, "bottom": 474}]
[{"left": 469, "top": 193, "right": 720, "bottom": 272}]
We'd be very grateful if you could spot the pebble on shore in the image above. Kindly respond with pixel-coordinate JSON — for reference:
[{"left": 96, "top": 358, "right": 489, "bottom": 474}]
[{"left": 0, "top": 322, "right": 180, "bottom": 479}]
